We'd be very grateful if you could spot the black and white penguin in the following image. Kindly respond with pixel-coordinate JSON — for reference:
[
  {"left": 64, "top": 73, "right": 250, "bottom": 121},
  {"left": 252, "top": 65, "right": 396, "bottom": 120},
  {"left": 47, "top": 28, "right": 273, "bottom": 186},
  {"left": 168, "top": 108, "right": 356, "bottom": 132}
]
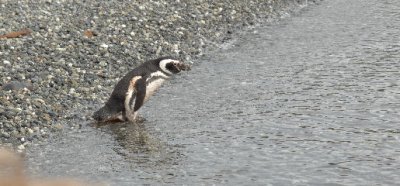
[{"left": 93, "top": 56, "right": 191, "bottom": 123}]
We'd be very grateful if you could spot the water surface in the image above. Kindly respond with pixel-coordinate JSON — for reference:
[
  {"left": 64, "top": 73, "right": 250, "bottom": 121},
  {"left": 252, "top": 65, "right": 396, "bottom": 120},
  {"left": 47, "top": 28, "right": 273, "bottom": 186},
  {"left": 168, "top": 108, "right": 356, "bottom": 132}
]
[{"left": 27, "top": 0, "right": 400, "bottom": 185}]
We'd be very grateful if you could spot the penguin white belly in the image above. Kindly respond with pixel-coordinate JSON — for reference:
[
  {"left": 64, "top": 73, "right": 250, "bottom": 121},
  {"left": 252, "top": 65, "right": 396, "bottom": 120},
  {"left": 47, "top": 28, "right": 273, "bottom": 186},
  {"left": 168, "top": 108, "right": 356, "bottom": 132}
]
[{"left": 145, "top": 79, "right": 165, "bottom": 102}]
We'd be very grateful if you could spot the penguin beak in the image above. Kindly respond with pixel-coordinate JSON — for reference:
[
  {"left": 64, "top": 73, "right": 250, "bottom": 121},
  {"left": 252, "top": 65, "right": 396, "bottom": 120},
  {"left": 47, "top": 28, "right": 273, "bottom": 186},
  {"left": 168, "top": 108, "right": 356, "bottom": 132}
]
[{"left": 175, "top": 61, "right": 191, "bottom": 71}]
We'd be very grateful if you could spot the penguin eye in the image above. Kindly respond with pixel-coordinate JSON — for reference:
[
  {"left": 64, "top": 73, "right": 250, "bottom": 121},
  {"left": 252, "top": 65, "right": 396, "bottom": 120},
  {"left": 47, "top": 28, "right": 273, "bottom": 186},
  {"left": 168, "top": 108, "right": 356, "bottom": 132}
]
[{"left": 166, "top": 62, "right": 180, "bottom": 73}]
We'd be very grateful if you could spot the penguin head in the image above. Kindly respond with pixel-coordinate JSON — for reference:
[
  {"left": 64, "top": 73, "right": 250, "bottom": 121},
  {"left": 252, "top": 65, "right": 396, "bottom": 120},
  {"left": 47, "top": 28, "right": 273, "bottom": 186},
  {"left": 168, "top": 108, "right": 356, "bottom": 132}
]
[{"left": 159, "top": 57, "right": 191, "bottom": 75}]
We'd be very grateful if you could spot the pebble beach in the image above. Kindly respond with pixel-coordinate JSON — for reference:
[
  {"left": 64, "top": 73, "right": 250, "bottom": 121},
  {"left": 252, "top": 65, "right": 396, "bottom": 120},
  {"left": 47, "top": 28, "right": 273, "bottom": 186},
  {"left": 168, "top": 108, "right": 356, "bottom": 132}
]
[{"left": 0, "top": 0, "right": 313, "bottom": 149}]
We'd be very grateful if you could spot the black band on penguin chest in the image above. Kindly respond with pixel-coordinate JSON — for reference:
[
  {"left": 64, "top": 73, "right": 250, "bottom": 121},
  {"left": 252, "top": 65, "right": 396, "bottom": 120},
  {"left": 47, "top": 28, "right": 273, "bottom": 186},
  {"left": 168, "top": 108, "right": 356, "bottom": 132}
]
[{"left": 126, "top": 75, "right": 168, "bottom": 109}]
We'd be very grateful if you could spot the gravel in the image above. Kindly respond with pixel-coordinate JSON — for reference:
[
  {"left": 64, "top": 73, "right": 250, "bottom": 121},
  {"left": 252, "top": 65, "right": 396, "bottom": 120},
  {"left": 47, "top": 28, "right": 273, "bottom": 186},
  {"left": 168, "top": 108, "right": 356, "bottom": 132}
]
[{"left": 0, "top": 0, "right": 317, "bottom": 148}]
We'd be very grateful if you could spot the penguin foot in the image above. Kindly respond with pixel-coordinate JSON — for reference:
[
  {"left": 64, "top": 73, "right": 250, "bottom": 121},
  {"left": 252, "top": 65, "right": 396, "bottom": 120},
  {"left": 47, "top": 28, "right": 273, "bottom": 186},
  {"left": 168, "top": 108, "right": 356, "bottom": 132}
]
[
  {"left": 126, "top": 117, "right": 146, "bottom": 123},
  {"left": 126, "top": 112, "right": 146, "bottom": 123},
  {"left": 134, "top": 115, "right": 146, "bottom": 123}
]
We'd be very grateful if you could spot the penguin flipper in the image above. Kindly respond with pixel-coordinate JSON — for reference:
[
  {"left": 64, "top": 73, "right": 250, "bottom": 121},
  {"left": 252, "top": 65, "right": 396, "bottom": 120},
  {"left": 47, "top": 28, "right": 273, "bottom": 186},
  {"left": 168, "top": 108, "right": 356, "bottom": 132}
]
[
  {"left": 125, "top": 76, "right": 146, "bottom": 122},
  {"left": 133, "top": 77, "right": 147, "bottom": 112}
]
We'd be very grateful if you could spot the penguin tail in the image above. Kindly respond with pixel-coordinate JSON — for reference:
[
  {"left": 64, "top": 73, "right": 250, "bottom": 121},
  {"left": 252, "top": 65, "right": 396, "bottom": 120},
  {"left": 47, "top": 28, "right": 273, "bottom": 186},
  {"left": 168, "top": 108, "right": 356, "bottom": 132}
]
[
  {"left": 93, "top": 106, "right": 124, "bottom": 122},
  {"left": 92, "top": 106, "right": 109, "bottom": 122}
]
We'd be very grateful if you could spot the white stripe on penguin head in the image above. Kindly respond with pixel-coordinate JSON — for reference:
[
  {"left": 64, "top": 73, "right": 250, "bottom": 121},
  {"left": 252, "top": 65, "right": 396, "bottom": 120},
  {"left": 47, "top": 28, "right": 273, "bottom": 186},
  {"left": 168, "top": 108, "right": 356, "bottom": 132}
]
[{"left": 159, "top": 59, "right": 177, "bottom": 75}]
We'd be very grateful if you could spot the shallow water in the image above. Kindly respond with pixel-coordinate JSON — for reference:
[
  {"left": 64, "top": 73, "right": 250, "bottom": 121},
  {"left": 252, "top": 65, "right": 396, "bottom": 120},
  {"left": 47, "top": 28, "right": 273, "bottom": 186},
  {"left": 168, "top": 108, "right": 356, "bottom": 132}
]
[{"left": 27, "top": 0, "right": 400, "bottom": 185}]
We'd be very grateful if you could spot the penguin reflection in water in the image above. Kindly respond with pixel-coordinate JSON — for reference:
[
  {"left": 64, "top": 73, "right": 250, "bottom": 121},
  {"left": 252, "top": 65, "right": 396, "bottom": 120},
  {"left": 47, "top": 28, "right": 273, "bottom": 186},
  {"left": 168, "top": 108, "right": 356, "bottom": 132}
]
[{"left": 93, "top": 57, "right": 191, "bottom": 123}]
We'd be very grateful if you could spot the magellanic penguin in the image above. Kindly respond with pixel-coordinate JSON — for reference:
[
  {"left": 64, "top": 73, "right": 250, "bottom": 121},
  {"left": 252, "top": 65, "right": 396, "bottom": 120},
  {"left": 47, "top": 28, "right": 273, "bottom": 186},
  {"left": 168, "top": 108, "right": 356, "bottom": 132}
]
[{"left": 93, "top": 56, "right": 191, "bottom": 123}]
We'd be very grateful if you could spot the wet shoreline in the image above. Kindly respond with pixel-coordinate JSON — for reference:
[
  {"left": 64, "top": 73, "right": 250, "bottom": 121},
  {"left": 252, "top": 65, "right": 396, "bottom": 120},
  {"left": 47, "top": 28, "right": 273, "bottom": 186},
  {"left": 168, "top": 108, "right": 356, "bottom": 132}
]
[
  {"left": 0, "top": 0, "right": 313, "bottom": 148},
  {"left": 23, "top": 0, "right": 400, "bottom": 185}
]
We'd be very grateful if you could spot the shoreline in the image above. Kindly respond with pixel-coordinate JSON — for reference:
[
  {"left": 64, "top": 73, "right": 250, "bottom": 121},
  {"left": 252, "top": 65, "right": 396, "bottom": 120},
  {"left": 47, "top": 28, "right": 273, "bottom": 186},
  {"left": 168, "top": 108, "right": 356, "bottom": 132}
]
[{"left": 0, "top": 0, "right": 318, "bottom": 149}]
